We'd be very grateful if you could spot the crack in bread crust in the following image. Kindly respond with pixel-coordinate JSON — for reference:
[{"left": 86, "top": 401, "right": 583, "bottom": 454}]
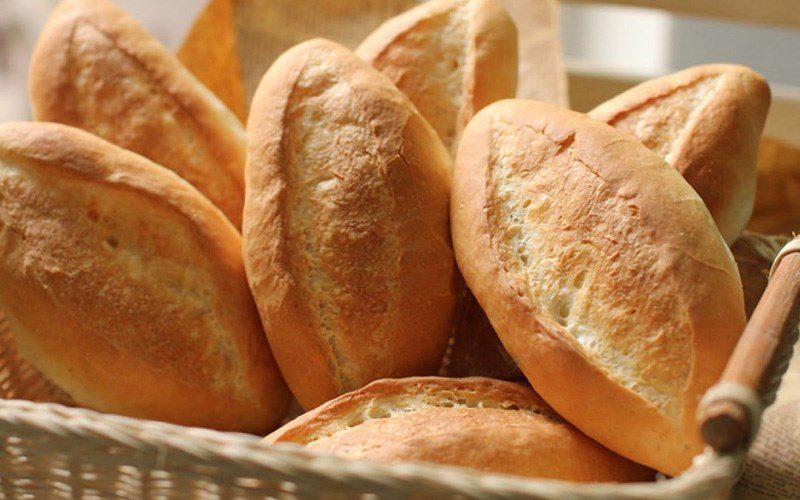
[
  {"left": 366, "top": 0, "right": 470, "bottom": 152},
  {"left": 605, "top": 75, "right": 723, "bottom": 164},
  {"left": 296, "top": 379, "right": 561, "bottom": 444},
  {"left": 0, "top": 157, "right": 239, "bottom": 390},
  {"left": 282, "top": 60, "right": 401, "bottom": 392},
  {"left": 484, "top": 118, "right": 692, "bottom": 419},
  {"left": 58, "top": 16, "right": 244, "bottom": 225}
]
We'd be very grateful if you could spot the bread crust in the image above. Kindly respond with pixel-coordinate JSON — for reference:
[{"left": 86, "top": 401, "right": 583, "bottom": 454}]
[
  {"left": 267, "top": 376, "right": 653, "bottom": 482},
  {"left": 452, "top": 100, "right": 745, "bottom": 475},
  {"left": 356, "top": 0, "right": 517, "bottom": 154},
  {"left": 244, "top": 39, "right": 456, "bottom": 410},
  {"left": 590, "top": 64, "right": 770, "bottom": 244},
  {"left": 177, "top": 0, "right": 247, "bottom": 121},
  {"left": 0, "top": 122, "right": 289, "bottom": 432},
  {"left": 28, "top": 0, "right": 247, "bottom": 228}
]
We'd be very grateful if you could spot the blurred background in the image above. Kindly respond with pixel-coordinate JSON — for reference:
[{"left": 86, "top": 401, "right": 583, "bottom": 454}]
[{"left": 2, "top": 0, "right": 799, "bottom": 125}]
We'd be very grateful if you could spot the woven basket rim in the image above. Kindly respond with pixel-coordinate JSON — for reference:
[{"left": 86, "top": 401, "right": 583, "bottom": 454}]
[{"left": 0, "top": 397, "right": 741, "bottom": 498}]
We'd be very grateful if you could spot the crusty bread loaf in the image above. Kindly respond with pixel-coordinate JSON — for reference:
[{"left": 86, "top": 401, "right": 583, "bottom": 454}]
[
  {"left": 748, "top": 137, "right": 800, "bottom": 235},
  {"left": 266, "top": 377, "right": 653, "bottom": 482},
  {"left": 0, "top": 122, "right": 289, "bottom": 432},
  {"left": 244, "top": 39, "right": 456, "bottom": 410},
  {"left": 28, "top": 0, "right": 247, "bottom": 228},
  {"left": 589, "top": 64, "right": 770, "bottom": 244},
  {"left": 452, "top": 100, "right": 746, "bottom": 475},
  {"left": 356, "top": 0, "right": 518, "bottom": 155}
]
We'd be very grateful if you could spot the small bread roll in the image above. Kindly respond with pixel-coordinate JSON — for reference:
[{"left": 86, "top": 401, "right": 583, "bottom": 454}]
[
  {"left": 356, "top": 0, "right": 518, "bottom": 154},
  {"left": 452, "top": 100, "right": 746, "bottom": 475},
  {"left": 244, "top": 39, "right": 456, "bottom": 410},
  {"left": 0, "top": 122, "right": 289, "bottom": 432},
  {"left": 267, "top": 377, "right": 654, "bottom": 482},
  {"left": 589, "top": 64, "right": 770, "bottom": 244},
  {"left": 29, "top": 0, "right": 246, "bottom": 228}
]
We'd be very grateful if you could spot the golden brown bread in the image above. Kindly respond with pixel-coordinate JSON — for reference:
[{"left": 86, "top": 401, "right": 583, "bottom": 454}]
[
  {"left": 443, "top": 230, "right": 787, "bottom": 381},
  {"left": 0, "top": 122, "right": 289, "bottom": 432},
  {"left": 356, "top": 0, "right": 518, "bottom": 154},
  {"left": 177, "top": 0, "right": 247, "bottom": 121},
  {"left": 452, "top": 100, "right": 746, "bottom": 475},
  {"left": 589, "top": 64, "right": 770, "bottom": 244},
  {"left": 266, "top": 377, "right": 654, "bottom": 482},
  {"left": 29, "top": 0, "right": 247, "bottom": 228},
  {"left": 244, "top": 39, "right": 456, "bottom": 410},
  {"left": 748, "top": 137, "right": 800, "bottom": 235}
]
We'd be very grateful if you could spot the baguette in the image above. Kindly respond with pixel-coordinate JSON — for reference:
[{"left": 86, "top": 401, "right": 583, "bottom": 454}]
[
  {"left": 0, "top": 122, "right": 289, "bottom": 432},
  {"left": 267, "top": 377, "right": 653, "bottom": 482},
  {"left": 589, "top": 64, "right": 770, "bottom": 244},
  {"left": 452, "top": 100, "right": 746, "bottom": 475},
  {"left": 244, "top": 39, "right": 456, "bottom": 410},
  {"left": 29, "top": 0, "right": 247, "bottom": 228},
  {"left": 177, "top": 0, "right": 247, "bottom": 121},
  {"left": 356, "top": 0, "right": 518, "bottom": 154}
]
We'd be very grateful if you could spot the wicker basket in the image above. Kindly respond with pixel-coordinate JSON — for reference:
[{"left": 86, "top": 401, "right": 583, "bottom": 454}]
[{"left": 2, "top": 0, "right": 800, "bottom": 497}]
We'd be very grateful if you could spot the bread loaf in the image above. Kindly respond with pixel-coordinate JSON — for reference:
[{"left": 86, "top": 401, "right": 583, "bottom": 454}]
[
  {"left": 29, "top": 0, "right": 247, "bottom": 228},
  {"left": 244, "top": 39, "right": 456, "bottom": 410},
  {"left": 177, "top": 0, "right": 247, "bottom": 121},
  {"left": 589, "top": 64, "right": 770, "bottom": 244},
  {"left": 356, "top": 0, "right": 518, "bottom": 154},
  {"left": 267, "top": 377, "right": 654, "bottom": 482},
  {"left": 0, "top": 122, "right": 289, "bottom": 432},
  {"left": 452, "top": 100, "right": 746, "bottom": 475}
]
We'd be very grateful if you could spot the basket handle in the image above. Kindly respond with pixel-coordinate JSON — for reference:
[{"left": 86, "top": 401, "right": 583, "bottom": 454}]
[{"left": 698, "top": 236, "right": 800, "bottom": 452}]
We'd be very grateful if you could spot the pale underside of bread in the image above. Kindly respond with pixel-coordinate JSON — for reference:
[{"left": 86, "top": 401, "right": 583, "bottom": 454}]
[
  {"left": 28, "top": 0, "right": 247, "bottom": 228},
  {"left": 356, "top": 0, "right": 518, "bottom": 155},
  {"left": 266, "top": 377, "right": 653, "bottom": 482},
  {"left": 589, "top": 64, "right": 770, "bottom": 244},
  {"left": 0, "top": 122, "right": 288, "bottom": 432},
  {"left": 452, "top": 100, "right": 745, "bottom": 475},
  {"left": 244, "top": 39, "right": 456, "bottom": 410}
]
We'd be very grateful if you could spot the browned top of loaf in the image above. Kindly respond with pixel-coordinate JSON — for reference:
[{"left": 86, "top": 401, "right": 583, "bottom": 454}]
[
  {"left": 451, "top": 99, "right": 745, "bottom": 475},
  {"left": 244, "top": 39, "right": 455, "bottom": 410},
  {"left": 356, "top": 0, "right": 517, "bottom": 154},
  {"left": 28, "top": 0, "right": 246, "bottom": 228},
  {"left": 0, "top": 122, "right": 288, "bottom": 432},
  {"left": 267, "top": 377, "right": 653, "bottom": 482},
  {"left": 590, "top": 64, "right": 770, "bottom": 244}
]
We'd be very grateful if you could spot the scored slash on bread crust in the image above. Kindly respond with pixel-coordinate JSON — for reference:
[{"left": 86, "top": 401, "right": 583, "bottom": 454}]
[
  {"left": 244, "top": 39, "right": 456, "bottom": 410},
  {"left": 451, "top": 100, "right": 746, "bottom": 475},
  {"left": 266, "top": 377, "right": 654, "bottom": 482},
  {"left": 0, "top": 122, "right": 289, "bottom": 432},
  {"left": 590, "top": 64, "right": 770, "bottom": 245},
  {"left": 28, "top": 0, "right": 247, "bottom": 228},
  {"left": 356, "top": 0, "right": 518, "bottom": 155}
]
